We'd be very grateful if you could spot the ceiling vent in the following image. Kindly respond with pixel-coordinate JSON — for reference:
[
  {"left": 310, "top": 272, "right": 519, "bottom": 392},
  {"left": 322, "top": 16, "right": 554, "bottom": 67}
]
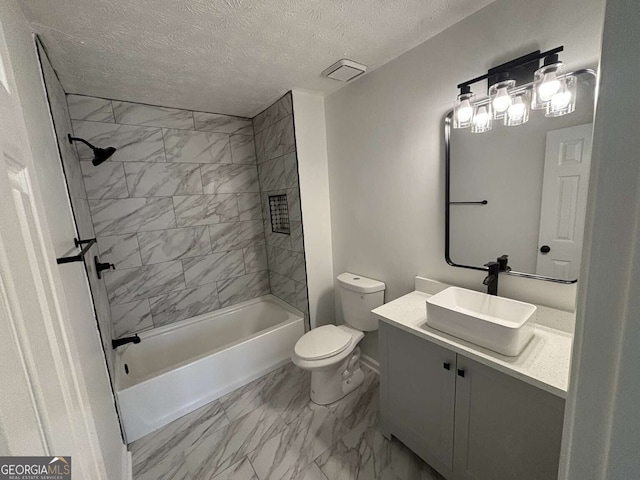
[{"left": 322, "top": 59, "right": 367, "bottom": 82}]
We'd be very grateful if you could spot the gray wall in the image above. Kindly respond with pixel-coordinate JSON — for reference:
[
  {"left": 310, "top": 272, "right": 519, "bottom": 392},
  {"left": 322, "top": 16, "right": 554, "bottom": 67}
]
[
  {"left": 560, "top": 0, "right": 640, "bottom": 477},
  {"left": 324, "top": 0, "right": 605, "bottom": 360},
  {"left": 291, "top": 91, "right": 335, "bottom": 329},
  {"left": 67, "top": 95, "right": 270, "bottom": 337},
  {"left": 253, "top": 93, "right": 310, "bottom": 319}
]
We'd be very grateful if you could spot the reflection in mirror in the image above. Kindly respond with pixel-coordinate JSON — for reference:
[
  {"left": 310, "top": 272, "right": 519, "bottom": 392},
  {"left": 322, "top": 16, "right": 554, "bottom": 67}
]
[{"left": 446, "top": 70, "right": 596, "bottom": 283}]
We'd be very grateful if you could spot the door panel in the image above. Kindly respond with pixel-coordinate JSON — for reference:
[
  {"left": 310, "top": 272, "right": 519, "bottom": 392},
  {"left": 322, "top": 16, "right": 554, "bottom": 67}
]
[
  {"left": 537, "top": 123, "right": 593, "bottom": 280},
  {"left": 384, "top": 323, "right": 456, "bottom": 469},
  {"left": 0, "top": 16, "right": 108, "bottom": 479},
  {"left": 453, "top": 356, "right": 565, "bottom": 480}
]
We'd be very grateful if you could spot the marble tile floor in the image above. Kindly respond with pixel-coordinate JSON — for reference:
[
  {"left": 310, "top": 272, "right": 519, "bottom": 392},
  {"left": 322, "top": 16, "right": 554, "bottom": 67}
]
[{"left": 130, "top": 363, "right": 443, "bottom": 480}]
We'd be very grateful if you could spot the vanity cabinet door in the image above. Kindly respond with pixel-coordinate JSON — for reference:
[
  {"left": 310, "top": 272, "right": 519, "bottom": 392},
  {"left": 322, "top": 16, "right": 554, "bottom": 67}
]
[
  {"left": 380, "top": 322, "right": 457, "bottom": 471},
  {"left": 453, "top": 355, "right": 565, "bottom": 480}
]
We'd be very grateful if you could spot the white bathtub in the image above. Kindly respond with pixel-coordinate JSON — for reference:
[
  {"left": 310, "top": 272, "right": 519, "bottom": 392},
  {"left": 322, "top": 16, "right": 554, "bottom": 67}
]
[{"left": 115, "top": 294, "right": 305, "bottom": 442}]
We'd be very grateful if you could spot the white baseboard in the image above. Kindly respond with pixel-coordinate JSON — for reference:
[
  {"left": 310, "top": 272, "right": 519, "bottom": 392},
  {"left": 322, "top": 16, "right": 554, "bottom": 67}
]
[
  {"left": 361, "top": 353, "right": 379, "bottom": 374},
  {"left": 121, "top": 444, "right": 132, "bottom": 480}
]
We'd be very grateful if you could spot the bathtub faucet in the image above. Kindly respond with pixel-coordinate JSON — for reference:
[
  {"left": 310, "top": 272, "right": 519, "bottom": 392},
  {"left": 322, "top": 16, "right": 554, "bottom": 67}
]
[{"left": 112, "top": 335, "right": 141, "bottom": 349}]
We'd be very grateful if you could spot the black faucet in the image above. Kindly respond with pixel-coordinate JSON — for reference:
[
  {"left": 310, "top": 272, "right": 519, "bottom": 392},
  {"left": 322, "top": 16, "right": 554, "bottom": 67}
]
[
  {"left": 497, "top": 254, "right": 510, "bottom": 273},
  {"left": 483, "top": 261, "right": 500, "bottom": 295},
  {"left": 483, "top": 254, "right": 510, "bottom": 296},
  {"left": 112, "top": 335, "right": 141, "bottom": 349}
]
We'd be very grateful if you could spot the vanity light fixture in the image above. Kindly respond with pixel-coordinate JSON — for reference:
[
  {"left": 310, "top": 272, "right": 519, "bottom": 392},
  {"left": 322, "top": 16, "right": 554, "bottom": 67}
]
[
  {"left": 532, "top": 53, "right": 566, "bottom": 109},
  {"left": 453, "top": 46, "right": 576, "bottom": 133},
  {"left": 454, "top": 85, "right": 475, "bottom": 129},
  {"left": 471, "top": 103, "right": 493, "bottom": 133},
  {"left": 546, "top": 75, "right": 577, "bottom": 117},
  {"left": 488, "top": 73, "right": 515, "bottom": 120},
  {"left": 505, "top": 90, "right": 531, "bottom": 126}
]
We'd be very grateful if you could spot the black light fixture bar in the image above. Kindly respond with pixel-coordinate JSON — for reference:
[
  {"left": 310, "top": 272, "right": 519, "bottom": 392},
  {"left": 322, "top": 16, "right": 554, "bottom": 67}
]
[{"left": 457, "top": 46, "right": 564, "bottom": 90}]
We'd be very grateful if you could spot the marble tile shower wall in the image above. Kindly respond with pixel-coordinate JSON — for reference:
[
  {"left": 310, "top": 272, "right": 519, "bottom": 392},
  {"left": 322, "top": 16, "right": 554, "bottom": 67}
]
[
  {"left": 68, "top": 95, "right": 270, "bottom": 338},
  {"left": 253, "top": 93, "right": 309, "bottom": 317}
]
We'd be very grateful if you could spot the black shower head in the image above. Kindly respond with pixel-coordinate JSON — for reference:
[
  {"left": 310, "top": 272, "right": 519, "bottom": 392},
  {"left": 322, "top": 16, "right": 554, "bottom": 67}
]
[
  {"left": 68, "top": 134, "right": 117, "bottom": 166},
  {"left": 92, "top": 146, "right": 117, "bottom": 166}
]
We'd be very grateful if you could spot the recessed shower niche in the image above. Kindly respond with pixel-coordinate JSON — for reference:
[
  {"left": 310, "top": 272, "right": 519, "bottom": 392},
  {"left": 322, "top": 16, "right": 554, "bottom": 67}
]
[{"left": 269, "top": 193, "right": 290, "bottom": 235}]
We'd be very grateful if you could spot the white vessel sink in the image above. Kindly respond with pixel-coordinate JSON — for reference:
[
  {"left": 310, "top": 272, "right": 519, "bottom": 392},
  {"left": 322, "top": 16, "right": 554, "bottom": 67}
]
[{"left": 425, "top": 287, "right": 536, "bottom": 356}]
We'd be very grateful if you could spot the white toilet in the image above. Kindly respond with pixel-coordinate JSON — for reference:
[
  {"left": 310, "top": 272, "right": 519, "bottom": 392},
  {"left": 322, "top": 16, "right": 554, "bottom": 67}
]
[{"left": 292, "top": 272, "right": 385, "bottom": 405}]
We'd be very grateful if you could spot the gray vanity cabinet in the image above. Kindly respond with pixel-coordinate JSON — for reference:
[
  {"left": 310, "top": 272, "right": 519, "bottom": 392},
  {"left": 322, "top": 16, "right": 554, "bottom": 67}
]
[
  {"left": 453, "top": 356, "right": 565, "bottom": 480},
  {"left": 379, "top": 322, "right": 457, "bottom": 471},
  {"left": 379, "top": 321, "right": 565, "bottom": 480}
]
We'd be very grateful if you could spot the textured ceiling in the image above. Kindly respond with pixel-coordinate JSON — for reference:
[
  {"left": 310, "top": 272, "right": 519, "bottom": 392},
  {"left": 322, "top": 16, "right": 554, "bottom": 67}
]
[{"left": 19, "top": 0, "right": 494, "bottom": 117}]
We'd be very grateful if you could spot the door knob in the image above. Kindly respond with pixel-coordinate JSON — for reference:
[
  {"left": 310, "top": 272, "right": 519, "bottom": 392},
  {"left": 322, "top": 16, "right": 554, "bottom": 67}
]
[
  {"left": 443, "top": 362, "right": 451, "bottom": 371},
  {"left": 540, "top": 245, "right": 551, "bottom": 254},
  {"left": 457, "top": 369, "right": 465, "bottom": 378}
]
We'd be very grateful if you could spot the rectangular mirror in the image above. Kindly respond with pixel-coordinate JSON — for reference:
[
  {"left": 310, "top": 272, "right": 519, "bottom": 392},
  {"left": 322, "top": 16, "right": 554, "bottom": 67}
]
[{"left": 445, "top": 69, "right": 597, "bottom": 283}]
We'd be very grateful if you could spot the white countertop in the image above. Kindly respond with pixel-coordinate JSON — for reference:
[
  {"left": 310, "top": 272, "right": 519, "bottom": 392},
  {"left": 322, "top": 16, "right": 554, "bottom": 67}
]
[{"left": 372, "top": 285, "right": 574, "bottom": 398}]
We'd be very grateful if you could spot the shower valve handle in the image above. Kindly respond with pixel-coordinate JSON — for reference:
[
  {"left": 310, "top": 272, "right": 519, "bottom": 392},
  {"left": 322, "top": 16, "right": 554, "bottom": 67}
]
[{"left": 95, "top": 256, "right": 115, "bottom": 279}]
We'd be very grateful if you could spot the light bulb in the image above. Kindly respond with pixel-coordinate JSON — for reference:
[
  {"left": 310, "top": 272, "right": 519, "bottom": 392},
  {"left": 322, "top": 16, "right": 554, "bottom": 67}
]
[
  {"left": 454, "top": 89, "right": 475, "bottom": 129},
  {"left": 457, "top": 100, "right": 473, "bottom": 123},
  {"left": 505, "top": 91, "right": 530, "bottom": 126},
  {"left": 474, "top": 106, "right": 490, "bottom": 128},
  {"left": 492, "top": 87, "right": 512, "bottom": 113},
  {"left": 508, "top": 98, "right": 526, "bottom": 121},
  {"left": 551, "top": 90, "right": 572, "bottom": 110},
  {"left": 538, "top": 71, "right": 561, "bottom": 102},
  {"left": 546, "top": 75, "right": 577, "bottom": 117}
]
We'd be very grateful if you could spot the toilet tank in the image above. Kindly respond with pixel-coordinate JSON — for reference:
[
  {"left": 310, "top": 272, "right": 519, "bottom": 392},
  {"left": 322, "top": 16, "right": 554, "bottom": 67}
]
[{"left": 337, "top": 273, "right": 386, "bottom": 332}]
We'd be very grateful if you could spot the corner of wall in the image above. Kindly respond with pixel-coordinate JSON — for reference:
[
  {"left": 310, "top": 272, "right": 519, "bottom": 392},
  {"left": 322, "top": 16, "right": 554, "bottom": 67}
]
[{"left": 291, "top": 91, "right": 335, "bottom": 328}]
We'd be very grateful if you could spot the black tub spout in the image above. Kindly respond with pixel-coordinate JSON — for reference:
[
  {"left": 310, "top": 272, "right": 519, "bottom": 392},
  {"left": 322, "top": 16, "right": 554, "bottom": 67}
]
[{"left": 112, "top": 335, "right": 141, "bottom": 349}]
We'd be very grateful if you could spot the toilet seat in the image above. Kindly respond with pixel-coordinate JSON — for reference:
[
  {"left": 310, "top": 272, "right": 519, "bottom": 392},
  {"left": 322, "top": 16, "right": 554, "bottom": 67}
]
[{"left": 294, "top": 325, "right": 352, "bottom": 361}]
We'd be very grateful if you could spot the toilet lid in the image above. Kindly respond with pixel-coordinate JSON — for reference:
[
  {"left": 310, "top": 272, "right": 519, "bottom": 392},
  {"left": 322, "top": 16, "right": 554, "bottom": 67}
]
[{"left": 294, "top": 325, "right": 352, "bottom": 361}]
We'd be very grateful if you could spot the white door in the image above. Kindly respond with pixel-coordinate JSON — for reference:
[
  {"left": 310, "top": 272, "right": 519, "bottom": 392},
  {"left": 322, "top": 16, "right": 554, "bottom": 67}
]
[
  {"left": 536, "top": 124, "right": 593, "bottom": 280},
  {"left": 0, "top": 22, "right": 107, "bottom": 478}
]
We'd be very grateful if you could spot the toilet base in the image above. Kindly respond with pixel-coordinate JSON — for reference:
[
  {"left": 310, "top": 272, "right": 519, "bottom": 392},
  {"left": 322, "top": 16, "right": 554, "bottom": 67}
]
[{"left": 309, "top": 348, "right": 364, "bottom": 405}]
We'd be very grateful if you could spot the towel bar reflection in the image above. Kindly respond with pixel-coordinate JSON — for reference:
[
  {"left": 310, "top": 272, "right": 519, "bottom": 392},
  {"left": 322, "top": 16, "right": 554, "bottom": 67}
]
[
  {"left": 450, "top": 200, "right": 488, "bottom": 205},
  {"left": 56, "top": 237, "right": 96, "bottom": 264}
]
